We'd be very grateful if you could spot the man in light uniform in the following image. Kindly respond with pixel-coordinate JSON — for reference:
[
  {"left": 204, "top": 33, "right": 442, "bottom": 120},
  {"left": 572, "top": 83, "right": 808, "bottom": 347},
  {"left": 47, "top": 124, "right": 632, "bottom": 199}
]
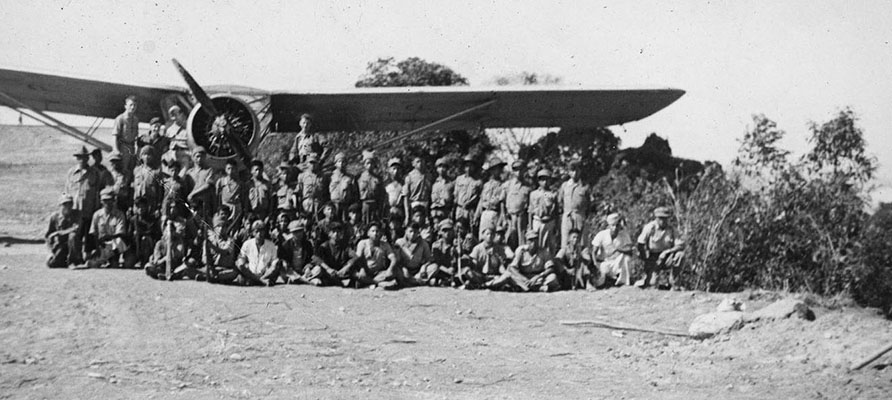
[
  {"left": 502, "top": 160, "right": 531, "bottom": 249},
  {"left": 637, "top": 206, "right": 685, "bottom": 288},
  {"left": 384, "top": 157, "right": 404, "bottom": 220},
  {"left": 591, "top": 213, "right": 633, "bottom": 287},
  {"left": 295, "top": 153, "right": 328, "bottom": 224},
  {"left": 112, "top": 95, "right": 139, "bottom": 171},
  {"left": 476, "top": 157, "right": 506, "bottom": 237},
  {"left": 528, "top": 169, "right": 559, "bottom": 256},
  {"left": 453, "top": 155, "right": 482, "bottom": 229},
  {"left": 430, "top": 157, "right": 454, "bottom": 221},
  {"left": 85, "top": 188, "right": 129, "bottom": 268},
  {"left": 357, "top": 151, "right": 385, "bottom": 224},
  {"left": 329, "top": 152, "right": 357, "bottom": 221},
  {"left": 236, "top": 220, "right": 285, "bottom": 286},
  {"left": 402, "top": 156, "right": 431, "bottom": 224},
  {"left": 185, "top": 146, "right": 218, "bottom": 223},
  {"left": 289, "top": 113, "right": 323, "bottom": 163},
  {"left": 558, "top": 161, "right": 593, "bottom": 250},
  {"left": 45, "top": 195, "right": 81, "bottom": 268},
  {"left": 66, "top": 146, "right": 101, "bottom": 264}
]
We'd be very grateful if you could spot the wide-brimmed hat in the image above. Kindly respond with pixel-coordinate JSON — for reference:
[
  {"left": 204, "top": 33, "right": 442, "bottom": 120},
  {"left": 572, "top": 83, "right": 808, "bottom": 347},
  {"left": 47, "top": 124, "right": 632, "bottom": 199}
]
[{"left": 73, "top": 146, "right": 90, "bottom": 158}]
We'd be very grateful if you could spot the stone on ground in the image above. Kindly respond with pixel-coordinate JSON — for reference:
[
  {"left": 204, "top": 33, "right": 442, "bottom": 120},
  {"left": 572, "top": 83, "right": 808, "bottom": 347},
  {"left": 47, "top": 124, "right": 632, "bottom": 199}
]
[{"left": 688, "top": 311, "right": 745, "bottom": 339}]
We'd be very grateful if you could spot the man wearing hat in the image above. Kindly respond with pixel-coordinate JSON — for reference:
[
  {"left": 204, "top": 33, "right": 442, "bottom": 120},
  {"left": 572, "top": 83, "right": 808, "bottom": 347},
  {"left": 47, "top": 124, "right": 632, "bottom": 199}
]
[
  {"left": 401, "top": 156, "right": 431, "bottom": 223},
  {"left": 86, "top": 187, "right": 129, "bottom": 268},
  {"left": 637, "top": 206, "right": 685, "bottom": 288},
  {"left": 279, "top": 220, "right": 314, "bottom": 284},
  {"left": 185, "top": 146, "right": 219, "bottom": 222},
  {"left": 289, "top": 113, "right": 323, "bottom": 163},
  {"left": 430, "top": 157, "right": 454, "bottom": 221},
  {"left": 357, "top": 150, "right": 385, "bottom": 224},
  {"left": 45, "top": 194, "right": 82, "bottom": 268},
  {"left": 384, "top": 157, "right": 404, "bottom": 219},
  {"left": 453, "top": 155, "right": 482, "bottom": 228},
  {"left": 559, "top": 160, "right": 593, "bottom": 250},
  {"left": 429, "top": 218, "right": 459, "bottom": 286},
  {"left": 66, "top": 146, "right": 102, "bottom": 264},
  {"left": 528, "top": 168, "right": 559, "bottom": 255},
  {"left": 296, "top": 152, "right": 329, "bottom": 224},
  {"left": 486, "top": 229, "right": 558, "bottom": 292},
  {"left": 247, "top": 160, "right": 274, "bottom": 223},
  {"left": 205, "top": 211, "right": 238, "bottom": 284},
  {"left": 476, "top": 157, "right": 507, "bottom": 238},
  {"left": 501, "top": 160, "right": 532, "bottom": 248},
  {"left": 133, "top": 146, "right": 162, "bottom": 216},
  {"left": 108, "top": 151, "right": 134, "bottom": 212},
  {"left": 329, "top": 152, "right": 357, "bottom": 221},
  {"left": 235, "top": 220, "right": 285, "bottom": 286},
  {"left": 272, "top": 160, "right": 296, "bottom": 212},
  {"left": 216, "top": 158, "right": 245, "bottom": 225},
  {"left": 591, "top": 213, "right": 634, "bottom": 288},
  {"left": 138, "top": 117, "right": 170, "bottom": 160},
  {"left": 112, "top": 95, "right": 139, "bottom": 171}
]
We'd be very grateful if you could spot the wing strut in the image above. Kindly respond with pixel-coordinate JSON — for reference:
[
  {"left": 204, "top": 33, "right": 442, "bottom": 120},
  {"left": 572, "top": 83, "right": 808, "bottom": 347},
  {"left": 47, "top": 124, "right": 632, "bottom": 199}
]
[
  {"left": 325, "top": 99, "right": 497, "bottom": 169},
  {"left": 0, "top": 90, "right": 113, "bottom": 151}
]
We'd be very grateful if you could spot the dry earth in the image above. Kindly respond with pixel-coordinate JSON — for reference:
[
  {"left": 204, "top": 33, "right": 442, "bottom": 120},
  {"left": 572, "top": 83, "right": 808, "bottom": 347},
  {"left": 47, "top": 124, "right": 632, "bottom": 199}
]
[{"left": 1, "top": 125, "right": 891, "bottom": 399}]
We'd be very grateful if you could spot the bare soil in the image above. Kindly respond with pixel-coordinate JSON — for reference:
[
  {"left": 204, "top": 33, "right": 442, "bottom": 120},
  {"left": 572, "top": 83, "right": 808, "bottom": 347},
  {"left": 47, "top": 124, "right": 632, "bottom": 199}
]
[{"left": 1, "top": 125, "right": 890, "bottom": 399}]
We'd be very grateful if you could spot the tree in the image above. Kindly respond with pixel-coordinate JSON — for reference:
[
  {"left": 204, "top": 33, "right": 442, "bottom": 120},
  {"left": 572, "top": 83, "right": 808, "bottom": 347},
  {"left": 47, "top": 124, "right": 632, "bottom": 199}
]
[
  {"left": 355, "top": 57, "right": 469, "bottom": 88},
  {"left": 803, "top": 108, "right": 876, "bottom": 184},
  {"left": 487, "top": 71, "right": 563, "bottom": 86},
  {"left": 733, "top": 114, "right": 790, "bottom": 184}
]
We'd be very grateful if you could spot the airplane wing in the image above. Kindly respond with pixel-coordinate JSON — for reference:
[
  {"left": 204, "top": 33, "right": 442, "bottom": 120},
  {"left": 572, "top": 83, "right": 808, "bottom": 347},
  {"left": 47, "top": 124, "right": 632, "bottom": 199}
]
[
  {"left": 269, "top": 86, "right": 685, "bottom": 132},
  {"left": 0, "top": 68, "right": 187, "bottom": 122}
]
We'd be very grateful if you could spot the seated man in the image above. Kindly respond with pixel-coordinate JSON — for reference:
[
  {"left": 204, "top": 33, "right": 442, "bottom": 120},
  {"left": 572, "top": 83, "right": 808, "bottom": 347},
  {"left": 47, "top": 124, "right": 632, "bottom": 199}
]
[
  {"left": 235, "top": 221, "right": 285, "bottom": 286},
  {"left": 637, "top": 207, "right": 685, "bottom": 288},
  {"left": 591, "top": 213, "right": 634, "bottom": 288},
  {"left": 279, "top": 220, "right": 314, "bottom": 284},
  {"left": 206, "top": 212, "right": 239, "bottom": 284},
  {"left": 45, "top": 194, "right": 81, "bottom": 268},
  {"left": 308, "top": 222, "right": 358, "bottom": 287},
  {"left": 127, "top": 196, "right": 161, "bottom": 269},
  {"left": 85, "top": 188, "right": 129, "bottom": 269},
  {"left": 145, "top": 218, "right": 200, "bottom": 280},
  {"left": 428, "top": 219, "right": 461, "bottom": 286},
  {"left": 349, "top": 222, "right": 400, "bottom": 289},
  {"left": 486, "top": 229, "right": 558, "bottom": 292},
  {"left": 552, "top": 228, "right": 595, "bottom": 290},
  {"left": 394, "top": 223, "right": 434, "bottom": 286},
  {"left": 464, "top": 227, "right": 513, "bottom": 288}
]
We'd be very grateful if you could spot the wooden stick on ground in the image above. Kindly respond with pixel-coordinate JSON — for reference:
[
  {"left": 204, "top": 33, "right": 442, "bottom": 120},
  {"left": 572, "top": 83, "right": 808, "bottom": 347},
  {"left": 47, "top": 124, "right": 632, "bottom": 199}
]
[
  {"left": 560, "top": 320, "right": 690, "bottom": 337},
  {"left": 850, "top": 342, "right": 892, "bottom": 371}
]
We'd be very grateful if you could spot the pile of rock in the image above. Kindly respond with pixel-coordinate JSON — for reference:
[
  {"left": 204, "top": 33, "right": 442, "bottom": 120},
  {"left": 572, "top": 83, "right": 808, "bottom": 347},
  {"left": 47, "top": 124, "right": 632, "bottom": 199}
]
[{"left": 688, "top": 297, "right": 815, "bottom": 339}]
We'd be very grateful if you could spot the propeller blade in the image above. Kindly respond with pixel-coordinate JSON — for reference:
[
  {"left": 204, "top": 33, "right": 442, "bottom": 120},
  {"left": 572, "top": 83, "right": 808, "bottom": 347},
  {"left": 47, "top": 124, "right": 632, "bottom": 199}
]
[{"left": 171, "top": 58, "right": 218, "bottom": 117}]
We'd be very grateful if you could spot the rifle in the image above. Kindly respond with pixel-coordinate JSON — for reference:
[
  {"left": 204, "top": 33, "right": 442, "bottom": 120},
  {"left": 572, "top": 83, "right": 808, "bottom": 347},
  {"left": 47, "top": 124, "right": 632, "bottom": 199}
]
[
  {"left": 165, "top": 220, "right": 173, "bottom": 280},
  {"left": 132, "top": 206, "right": 140, "bottom": 268}
]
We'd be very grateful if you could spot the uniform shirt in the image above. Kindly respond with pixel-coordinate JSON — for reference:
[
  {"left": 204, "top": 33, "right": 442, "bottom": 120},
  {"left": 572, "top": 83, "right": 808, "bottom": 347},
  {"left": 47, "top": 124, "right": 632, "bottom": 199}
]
[
  {"left": 637, "top": 220, "right": 680, "bottom": 253},
  {"left": 113, "top": 112, "right": 139, "bottom": 154},
  {"left": 402, "top": 169, "right": 431, "bottom": 204},
  {"left": 206, "top": 230, "right": 236, "bottom": 267},
  {"left": 329, "top": 169, "right": 356, "bottom": 205},
  {"left": 591, "top": 228, "right": 633, "bottom": 262},
  {"left": 502, "top": 178, "right": 531, "bottom": 215},
  {"left": 453, "top": 174, "right": 482, "bottom": 209},
  {"left": 215, "top": 176, "right": 244, "bottom": 211},
  {"left": 528, "top": 188, "right": 558, "bottom": 219},
  {"left": 65, "top": 165, "right": 101, "bottom": 214},
  {"left": 90, "top": 207, "right": 126, "bottom": 239},
  {"left": 274, "top": 180, "right": 295, "bottom": 210},
  {"left": 151, "top": 236, "right": 187, "bottom": 266},
  {"left": 297, "top": 171, "right": 328, "bottom": 202},
  {"left": 239, "top": 238, "right": 279, "bottom": 276},
  {"left": 165, "top": 123, "right": 188, "bottom": 149},
  {"left": 137, "top": 133, "right": 170, "bottom": 160},
  {"left": 394, "top": 237, "right": 432, "bottom": 272},
  {"left": 110, "top": 169, "right": 133, "bottom": 198},
  {"left": 469, "top": 242, "right": 511, "bottom": 275},
  {"left": 385, "top": 181, "right": 403, "bottom": 208},
  {"left": 132, "top": 165, "right": 162, "bottom": 205},
  {"left": 430, "top": 177, "right": 454, "bottom": 209},
  {"left": 554, "top": 246, "right": 591, "bottom": 270},
  {"left": 46, "top": 209, "right": 81, "bottom": 239},
  {"left": 280, "top": 236, "right": 313, "bottom": 271},
  {"left": 187, "top": 166, "right": 218, "bottom": 196},
  {"left": 559, "top": 179, "right": 591, "bottom": 215},
  {"left": 512, "top": 244, "right": 550, "bottom": 276},
  {"left": 355, "top": 239, "right": 394, "bottom": 274},
  {"left": 95, "top": 165, "right": 114, "bottom": 188},
  {"left": 358, "top": 171, "right": 383, "bottom": 202},
  {"left": 247, "top": 179, "right": 273, "bottom": 217},
  {"left": 478, "top": 180, "right": 506, "bottom": 211},
  {"left": 289, "top": 132, "right": 322, "bottom": 161}
]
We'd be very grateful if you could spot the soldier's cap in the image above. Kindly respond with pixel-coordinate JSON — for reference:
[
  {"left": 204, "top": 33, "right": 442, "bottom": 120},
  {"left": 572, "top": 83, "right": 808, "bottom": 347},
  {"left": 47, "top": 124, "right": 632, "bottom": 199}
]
[
  {"left": 277, "top": 161, "right": 290, "bottom": 169},
  {"left": 139, "top": 146, "right": 156, "bottom": 157},
  {"left": 387, "top": 157, "right": 401, "bottom": 167},
  {"left": 251, "top": 220, "right": 267, "bottom": 232},
  {"left": 438, "top": 218, "right": 454, "bottom": 230},
  {"left": 58, "top": 194, "right": 73, "bottom": 205},
  {"left": 435, "top": 157, "right": 449, "bottom": 167},
  {"left": 361, "top": 149, "right": 376, "bottom": 161},
  {"left": 250, "top": 159, "right": 264, "bottom": 169},
  {"left": 512, "top": 160, "right": 526, "bottom": 169},
  {"left": 348, "top": 203, "right": 362, "bottom": 213},
  {"left": 108, "top": 151, "right": 123, "bottom": 161},
  {"left": 287, "top": 220, "right": 306, "bottom": 232},
  {"left": 73, "top": 146, "right": 91, "bottom": 158},
  {"left": 149, "top": 117, "right": 162, "bottom": 125},
  {"left": 100, "top": 187, "right": 116, "bottom": 200},
  {"left": 537, "top": 169, "right": 552, "bottom": 178},
  {"left": 485, "top": 157, "right": 506, "bottom": 170},
  {"left": 334, "top": 152, "right": 346, "bottom": 162},
  {"left": 192, "top": 146, "right": 207, "bottom": 155},
  {"left": 605, "top": 213, "right": 622, "bottom": 225},
  {"left": 524, "top": 229, "right": 539, "bottom": 239},
  {"left": 654, "top": 206, "right": 672, "bottom": 218}
]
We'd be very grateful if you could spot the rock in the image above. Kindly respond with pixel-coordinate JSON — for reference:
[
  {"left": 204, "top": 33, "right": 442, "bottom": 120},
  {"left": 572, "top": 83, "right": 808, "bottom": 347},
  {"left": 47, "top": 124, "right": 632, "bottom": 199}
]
[
  {"left": 229, "top": 353, "right": 244, "bottom": 361},
  {"left": 745, "top": 298, "right": 815, "bottom": 322},
  {"left": 688, "top": 311, "right": 744, "bottom": 339},
  {"left": 717, "top": 297, "right": 746, "bottom": 312}
]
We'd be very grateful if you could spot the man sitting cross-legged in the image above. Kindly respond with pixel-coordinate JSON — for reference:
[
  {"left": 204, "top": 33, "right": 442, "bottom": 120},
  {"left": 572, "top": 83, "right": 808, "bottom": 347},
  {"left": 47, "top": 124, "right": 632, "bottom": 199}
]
[
  {"left": 145, "top": 218, "right": 201, "bottom": 280},
  {"left": 235, "top": 220, "right": 285, "bottom": 286},
  {"left": 486, "top": 229, "right": 559, "bottom": 292},
  {"left": 307, "top": 222, "right": 359, "bottom": 287},
  {"left": 393, "top": 222, "right": 435, "bottom": 286},
  {"left": 462, "top": 227, "right": 512, "bottom": 289},
  {"left": 346, "top": 222, "right": 400, "bottom": 289}
]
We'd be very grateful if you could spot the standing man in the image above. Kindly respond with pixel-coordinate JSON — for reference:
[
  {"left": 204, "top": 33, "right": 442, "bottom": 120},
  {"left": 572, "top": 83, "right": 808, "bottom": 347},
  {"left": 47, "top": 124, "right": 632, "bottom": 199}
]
[
  {"left": 591, "top": 213, "right": 634, "bottom": 288},
  {"left": 289, "top": 113, "right": 323, "bottom": 163},
  {"left": 216, "top": 159, "right": 245, "bottom": 226},
  {"left": 476, "top": 157, "right": 506, "bottom": 238},
  {"left": 45, "top": 195, "right": 81, "bottom": 268},
  {"left": 272, "top": 161, "right": 296, "bottom": 212},
  {"left": 329, "top": 152, "right": 357, "bottom": 221},
  {"left": 164, "top": 105, "right": 190, "bottom": 171},
  {"left": 637, "top": 206, "right": 685, "bottom": 288},
  {"left": 384, "top": 157, "right": 404, "bottom": 220},
  {"left": 185, "top": 146, "right": 218, "bottom": 223},
  {"left": 65, "top": 146, "right": 101, "bottom": 265},
  {"left": 90, "top": 149, "right": 114, "bottom": 188},
  {"left": 107, "top": 152, "right": 133, "bottom": 212},
  {"left": 138, "top": 117, "right": 170, "bottom": 161},
  {"left": 558, "top": 161, "right": 593, "bottom": 250},
  {"left": 430, "top": 157, "right": 454, "bottom": 222},
  {"left": 132, "top": 146, "right": 162, "bottom": 216},
  {"left": 453, "top": 155, "right": 482, "bottom": 231},
  {"left": 246, "top": 160, "right": 274, "bottom": 223},
  {"left": 295, "top": 153, "right": 328, "bottom": 225},
  {"left": 113, "top": 95, "right": 139, "bottom": 171},
  {"left": 528, "top": 169, "right": 559, "bottom": 256},
  {"left": 357, "top": 151, "right": 385, "bottom": 224},
  {"left": 402, "top": 156, "right": 431, "bottom": 224},
  {"left": 502, "top": 160, "right": 532, "bottom": 249}
]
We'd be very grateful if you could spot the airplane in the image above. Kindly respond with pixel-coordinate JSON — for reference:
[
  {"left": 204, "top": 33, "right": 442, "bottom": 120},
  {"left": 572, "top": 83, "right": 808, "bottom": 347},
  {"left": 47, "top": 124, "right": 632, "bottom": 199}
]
[{"left": 0, "top": 59, "right": 684, "bottom": 167}]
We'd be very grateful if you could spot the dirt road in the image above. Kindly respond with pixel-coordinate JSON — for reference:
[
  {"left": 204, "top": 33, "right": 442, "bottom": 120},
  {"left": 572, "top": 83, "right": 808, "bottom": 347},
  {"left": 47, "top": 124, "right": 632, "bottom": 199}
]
[{"left": 1, "top": 243, "right": 889, "bottom": 399}]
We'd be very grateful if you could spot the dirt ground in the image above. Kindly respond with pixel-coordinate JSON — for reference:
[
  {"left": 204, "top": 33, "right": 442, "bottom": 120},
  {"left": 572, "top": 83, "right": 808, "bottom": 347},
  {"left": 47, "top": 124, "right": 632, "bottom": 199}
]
[{"left": 1, "top": 126, "right": 891, "bottom": 399}]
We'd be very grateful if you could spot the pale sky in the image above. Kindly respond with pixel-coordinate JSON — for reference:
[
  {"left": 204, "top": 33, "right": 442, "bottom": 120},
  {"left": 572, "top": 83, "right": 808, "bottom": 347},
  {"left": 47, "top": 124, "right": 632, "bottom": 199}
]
[{"left": 2, "top": 0, "right": 890, "bottom": 196}]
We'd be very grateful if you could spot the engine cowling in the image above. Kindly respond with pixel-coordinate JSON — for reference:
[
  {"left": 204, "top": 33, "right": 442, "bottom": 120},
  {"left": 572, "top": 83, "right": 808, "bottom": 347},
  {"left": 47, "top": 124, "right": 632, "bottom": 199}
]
[{"left": 186, "top": 95, "right": 259, "bottom": 162}]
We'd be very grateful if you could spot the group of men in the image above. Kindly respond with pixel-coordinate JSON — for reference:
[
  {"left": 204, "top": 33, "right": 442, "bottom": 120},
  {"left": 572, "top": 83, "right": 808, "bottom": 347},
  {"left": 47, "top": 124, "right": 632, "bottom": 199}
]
[{"left": 46, "top": 96, "right": 686, "bottom": 291}]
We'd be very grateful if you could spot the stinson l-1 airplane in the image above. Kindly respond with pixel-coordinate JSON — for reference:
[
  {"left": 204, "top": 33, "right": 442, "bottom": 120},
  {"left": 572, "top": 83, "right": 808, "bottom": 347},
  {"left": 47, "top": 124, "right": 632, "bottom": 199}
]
[{"left": 0, "top": 59, "right": 684, "bottom": 166}]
